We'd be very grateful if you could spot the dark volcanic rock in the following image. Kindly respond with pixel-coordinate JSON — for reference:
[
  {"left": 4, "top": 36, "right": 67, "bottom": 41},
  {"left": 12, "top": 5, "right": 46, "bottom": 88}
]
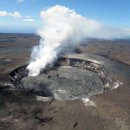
[{"left": 21, "top": 66, "right": 104, "bottom": 100}]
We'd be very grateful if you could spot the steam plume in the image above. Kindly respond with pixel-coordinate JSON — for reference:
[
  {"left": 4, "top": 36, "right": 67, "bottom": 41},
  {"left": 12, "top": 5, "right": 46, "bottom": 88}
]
[{"left": 27, "top": 5, "right": 130, "bottom": 76}]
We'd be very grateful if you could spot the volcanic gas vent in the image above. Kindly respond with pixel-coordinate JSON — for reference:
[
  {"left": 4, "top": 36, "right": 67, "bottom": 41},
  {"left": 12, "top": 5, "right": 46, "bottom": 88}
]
[{"left": 9, "top": 54, "right": 118, "bottom": 100}]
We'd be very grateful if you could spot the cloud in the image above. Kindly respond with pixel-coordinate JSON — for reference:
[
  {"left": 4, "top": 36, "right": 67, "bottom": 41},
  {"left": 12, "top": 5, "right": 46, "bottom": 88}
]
[
  {"left": 0, "top": 11, "right": 7, "bottom": 16},
  {"left": 0, "top": 10, "right": 35, "bottom": 22},
  {"left": 22, "top": 15, "right": 35, "bottom": 22},
  {"left": 8, "top": 11, "right": 22, "bottom": 18},
  {"left": 17, "top": 0, "right": 24, "bottom": 4},
  {"left": 23, "top": 18, "right": 35, "bottom": 22},
  {"left": 0, "top": 10, "right": 21, "bottom": 18}
]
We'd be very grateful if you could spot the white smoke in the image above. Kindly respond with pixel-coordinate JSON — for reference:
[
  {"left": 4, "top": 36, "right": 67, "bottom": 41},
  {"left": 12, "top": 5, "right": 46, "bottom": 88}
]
[{"left": 27, "top": 5, "right": 130, "bottom": 76}]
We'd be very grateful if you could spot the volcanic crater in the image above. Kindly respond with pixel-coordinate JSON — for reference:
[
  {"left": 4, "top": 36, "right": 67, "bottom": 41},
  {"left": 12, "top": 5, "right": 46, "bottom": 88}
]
[{"left": 9, "top": 53, "right": 119, "bottom": 101}]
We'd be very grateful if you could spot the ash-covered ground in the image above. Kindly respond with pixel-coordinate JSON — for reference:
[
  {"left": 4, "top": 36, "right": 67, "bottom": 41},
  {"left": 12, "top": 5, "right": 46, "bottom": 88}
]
[{"left": 0, "top": 33, "right": 130, "bottom": 130}]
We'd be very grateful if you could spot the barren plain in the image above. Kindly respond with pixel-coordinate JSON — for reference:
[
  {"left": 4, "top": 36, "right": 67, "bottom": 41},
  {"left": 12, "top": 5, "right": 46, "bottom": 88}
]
[{"left": 0, "top": 33, "right": 130, "bottom": 130}]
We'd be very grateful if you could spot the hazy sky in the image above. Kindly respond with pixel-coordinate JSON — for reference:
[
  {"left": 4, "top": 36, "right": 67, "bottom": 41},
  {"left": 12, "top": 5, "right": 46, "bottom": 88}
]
[{"left": 0, "top": 0, "right": 130, "bottom": 33}]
